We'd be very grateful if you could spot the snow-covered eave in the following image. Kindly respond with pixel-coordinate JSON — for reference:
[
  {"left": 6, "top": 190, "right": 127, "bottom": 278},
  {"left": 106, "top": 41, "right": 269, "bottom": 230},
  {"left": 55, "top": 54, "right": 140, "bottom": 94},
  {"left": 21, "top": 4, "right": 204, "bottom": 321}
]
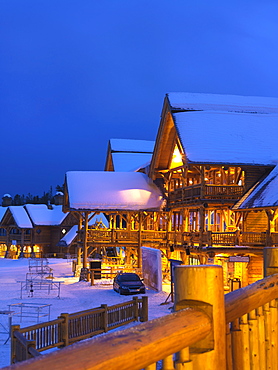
[
  {"left": 166, "top": 92, "right": 278, "bottom": 113},
  {"left": 234, "top": 205, "right": 278, "bottom": 212},
  {"left": 185, "top": 160, "right": 276, "bottom": 167},
  {"left": 67, "top": 206, "right": 163, "bottom": 212},
  {"left": 111, "top": 150, "right": 153, "bottom": 154}
]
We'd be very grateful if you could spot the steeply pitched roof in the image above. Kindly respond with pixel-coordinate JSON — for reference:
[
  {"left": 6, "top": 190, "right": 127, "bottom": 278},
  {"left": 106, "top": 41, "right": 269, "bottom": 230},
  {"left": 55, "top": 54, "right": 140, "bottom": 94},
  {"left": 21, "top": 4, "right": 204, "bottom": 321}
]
[
  {"left": 109, "top": 138, "right": 154, "bottom": 153},
  {"left": 58, "top": 213, "right": 109, "bottom": 247},
  {"left": 0, "top": 207, "right": 8, "bottom": 223},
  {"left": 167, "top": 92, "right": 278, "bottom": 114},
  {"left": 174, "top": 110, "right": 278, "bottom": 165},
  {"left": 149, "top": 92, "right": 278, "bottom": 177},
  {"left": 25, "top": 204, "right": 67, "bottom": 226},
  {"left": 7, "top": 206, "right": 33, "bottom": 228},
  {"left": 233, "top": 165, "right": 278, "bottom": 209},
  {"left": 111, "top": 153, "right": 153, "bottom": 172},
  {"left": 105, "top": 138, "right": 154, "bottom": 172},
  {"left": 65, "top": 171, "right": 164, "bottom": 211}
]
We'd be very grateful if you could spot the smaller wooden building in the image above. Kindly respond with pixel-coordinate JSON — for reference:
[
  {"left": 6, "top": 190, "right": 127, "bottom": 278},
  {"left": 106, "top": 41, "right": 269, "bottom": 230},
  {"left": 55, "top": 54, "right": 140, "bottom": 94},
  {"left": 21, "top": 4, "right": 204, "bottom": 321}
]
[{"left": 0, "top": 202, "right": 77, "bottom": 258}]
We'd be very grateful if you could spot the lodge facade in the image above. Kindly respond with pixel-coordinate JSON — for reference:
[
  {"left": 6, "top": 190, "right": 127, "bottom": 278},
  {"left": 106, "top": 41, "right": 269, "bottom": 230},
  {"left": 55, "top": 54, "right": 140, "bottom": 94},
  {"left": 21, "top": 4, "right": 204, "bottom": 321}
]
[
  {"left": 2, "top": 92, "right": 278, "bottom": 292},
  {"left": 62, "top": 93, "right": 278, "bottom": 291},
  {"left": 0, "top": 196, "right": 78, "bottom": 258}
]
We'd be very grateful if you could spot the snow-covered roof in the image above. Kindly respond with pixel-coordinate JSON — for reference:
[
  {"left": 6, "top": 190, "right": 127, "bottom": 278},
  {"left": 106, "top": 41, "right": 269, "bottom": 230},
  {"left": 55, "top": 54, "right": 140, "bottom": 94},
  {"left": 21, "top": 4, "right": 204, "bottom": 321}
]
[
  {"left": 234, "top": 166, "right": 278, "bottom": 209},
  {"left": 59, "top": 213, "right": 109, "bottom": 247},
  {"left": 173, "top": 110, "right": 278, "bottom": 166},
  {"left": 58, "top": 225, "right": 78, "bottom": 246},
  {"left": 112, "top": 153, "right": 152, "bottom": 172},
  {"left": 8, "top": 206, "right": 33, "bottom": 228},
  {"left": 65, "top": 171, "right": 164, "bottom": 211},
  {"left": 0, "top": 207, "right": 8, "bottom": 223},
  {"left": 167, "top": 92, "right": 278, "bottom": 114},
  {"left": 25, "top": 204, "right": 67, "bottom": 226},
  {"left": 110, "top": 138, "right": 154, "bottom": 153}
]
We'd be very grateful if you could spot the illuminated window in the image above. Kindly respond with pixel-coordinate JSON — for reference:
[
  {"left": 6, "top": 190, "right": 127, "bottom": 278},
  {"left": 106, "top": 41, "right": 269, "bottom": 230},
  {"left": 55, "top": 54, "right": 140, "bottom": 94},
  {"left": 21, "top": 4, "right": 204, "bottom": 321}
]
[{"left": 170, "top": 145, "right": 183, "bottom": 168}]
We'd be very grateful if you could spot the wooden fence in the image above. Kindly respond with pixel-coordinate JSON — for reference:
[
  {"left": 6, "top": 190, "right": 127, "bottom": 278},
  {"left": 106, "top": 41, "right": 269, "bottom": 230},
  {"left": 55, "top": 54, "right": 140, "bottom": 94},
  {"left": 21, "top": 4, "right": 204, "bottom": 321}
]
[
  {"left": 10, "top": 296, "right": 148, "bottom": 365},
  {"left": 6, "top": 261, "right": 278, "bottom": 370}
]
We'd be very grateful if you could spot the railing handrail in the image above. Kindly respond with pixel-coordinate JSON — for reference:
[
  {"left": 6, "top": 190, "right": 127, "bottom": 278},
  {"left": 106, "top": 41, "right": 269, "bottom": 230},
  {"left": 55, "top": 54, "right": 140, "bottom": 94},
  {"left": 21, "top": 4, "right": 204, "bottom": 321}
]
[
  {"left": 6, "top": 308, "right": 211, "bottom": 370},
  {"left": 7, "top": 269, "right": 278, "bottom": 370},
  {"left": 10, "top": 297, "right": 147, "bottom": 364},
  {"left": 19, "top": 318, "right": 63, "bottom": 334},
  {"left": 225, "top": 273, "right": 278, "bottom": 323}
]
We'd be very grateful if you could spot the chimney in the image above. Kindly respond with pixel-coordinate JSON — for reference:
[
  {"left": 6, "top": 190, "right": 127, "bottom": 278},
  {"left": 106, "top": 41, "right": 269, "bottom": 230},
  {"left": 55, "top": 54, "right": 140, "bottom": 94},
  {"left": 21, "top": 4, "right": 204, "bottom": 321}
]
[
  {"left": 2, "top": 194, "right": 12, "bottom": 207},
  {"left": 54, "top": 192, "right": 64, "bottom": 205}
]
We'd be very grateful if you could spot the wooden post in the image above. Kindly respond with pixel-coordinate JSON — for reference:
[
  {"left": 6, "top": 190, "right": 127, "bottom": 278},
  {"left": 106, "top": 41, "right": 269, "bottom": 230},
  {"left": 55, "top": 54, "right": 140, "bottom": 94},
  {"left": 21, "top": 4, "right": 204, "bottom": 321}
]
[
  {"left": 257, "top": 306, "right": 266, "bottom": 370},
  {"left": 264, "top": 302, "right": 271, "bottom": 370},
  {"left": 162, "top": 355, "right": 174, "bottom": 369},
  {"left": 248, "top": 309, "right": 260, "bottom": 369},
  {"left": 140, "top": 296, "right": 148, "bottom": 322},
  {"left": 77, "top": 215, "right": 82, "bottom": 265},
  {"left": 90, "top": 270, "right": 95, "bottom": 286},
  {"left": 263, "top": 247, "right": 278, "bottom": 277},
  {"left": 269, "top": 299, "right": 278, "bottom": 368},
  {"left": 138, "top": 212, "right": 142, "bottom": 268},
  {"left": 133, "top": 296, "right": 139, "bottom": 321},
  {"left": 27, "top": 340, "right": 37, "bottom": 360},
  {"left": 10, "top": 325, "right": 20, "bottom": 364},
  {"left": 59, "top": 313, "right": 69, "bottom": 347},
  {"left": 199, "top": 206, "right": 205, "bottom": 248},
  {"left": 101, "top": 304, "right": 108, "bottom": 333},
  {"left": 174, "top": 265, "right": 226, "bottom": 369},
  {"left": 83, "top": 212, "right": 89, "bottom": 269},
  {"left": 145, "top": 364, "right": 156, "bottom": 370}
]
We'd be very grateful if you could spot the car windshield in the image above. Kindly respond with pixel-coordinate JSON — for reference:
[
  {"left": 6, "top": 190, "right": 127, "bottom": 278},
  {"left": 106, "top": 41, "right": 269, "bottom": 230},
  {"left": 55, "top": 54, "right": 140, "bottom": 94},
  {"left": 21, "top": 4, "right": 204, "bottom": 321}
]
[{"left": 117, "top": 274, "right": 140, "bottom": 282}]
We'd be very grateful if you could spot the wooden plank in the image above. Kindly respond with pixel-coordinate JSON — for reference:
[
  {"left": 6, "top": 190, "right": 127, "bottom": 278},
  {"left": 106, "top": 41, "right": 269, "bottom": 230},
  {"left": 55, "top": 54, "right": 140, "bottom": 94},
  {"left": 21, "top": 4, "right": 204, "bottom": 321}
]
[
  {"left": 225, "top": 273, "right": 278, "bottom": 323},
  {"left": 6, "top": 308, "right": 211, "bottom": 370}
]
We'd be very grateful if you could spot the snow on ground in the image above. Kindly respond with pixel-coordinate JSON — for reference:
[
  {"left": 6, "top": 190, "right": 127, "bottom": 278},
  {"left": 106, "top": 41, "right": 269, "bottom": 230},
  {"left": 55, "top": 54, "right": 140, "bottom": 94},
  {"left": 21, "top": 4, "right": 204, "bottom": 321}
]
[{"left": 0, "top": 258, "right": 173, "bottom": 368}]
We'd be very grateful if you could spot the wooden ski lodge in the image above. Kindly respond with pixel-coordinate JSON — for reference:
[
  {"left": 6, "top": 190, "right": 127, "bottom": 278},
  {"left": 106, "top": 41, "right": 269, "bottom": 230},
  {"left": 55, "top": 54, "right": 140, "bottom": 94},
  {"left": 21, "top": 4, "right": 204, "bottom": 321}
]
[
  {"left": 1, "top": 92, "right": 278, "bottom": 292},
  {"left": 60, "top": 93, "right": 278, "bottom": 291}
]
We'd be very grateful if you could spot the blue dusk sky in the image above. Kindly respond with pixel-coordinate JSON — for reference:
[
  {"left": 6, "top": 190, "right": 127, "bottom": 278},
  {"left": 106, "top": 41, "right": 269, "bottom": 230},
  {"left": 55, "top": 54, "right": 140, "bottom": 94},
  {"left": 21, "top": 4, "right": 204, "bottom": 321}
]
[{"left": 1, "top": 0, "right": 278, "bottom": 198}]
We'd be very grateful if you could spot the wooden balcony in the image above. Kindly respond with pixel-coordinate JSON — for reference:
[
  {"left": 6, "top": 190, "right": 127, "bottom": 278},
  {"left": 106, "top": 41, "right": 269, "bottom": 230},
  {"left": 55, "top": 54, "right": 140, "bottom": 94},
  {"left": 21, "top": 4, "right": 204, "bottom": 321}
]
[
  {"left": 86, "top": 229, "right": 278, "bottom": 248},
  {"left": 168, "top": 184, "right": 244, "bottom": 205}
]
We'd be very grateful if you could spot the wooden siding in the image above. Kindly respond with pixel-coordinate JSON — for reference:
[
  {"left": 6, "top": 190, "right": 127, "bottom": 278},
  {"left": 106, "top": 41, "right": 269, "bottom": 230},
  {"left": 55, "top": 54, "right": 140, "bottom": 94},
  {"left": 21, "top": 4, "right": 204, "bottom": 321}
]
[
  {"left": 243, "top": 165, "right": 273, "bottom": 191},
  {"left": 248, "top": 256, "right": 263, "bottom": 285},
  {"left": 244, "top": 211, "right": 268, "bottom": 232}
]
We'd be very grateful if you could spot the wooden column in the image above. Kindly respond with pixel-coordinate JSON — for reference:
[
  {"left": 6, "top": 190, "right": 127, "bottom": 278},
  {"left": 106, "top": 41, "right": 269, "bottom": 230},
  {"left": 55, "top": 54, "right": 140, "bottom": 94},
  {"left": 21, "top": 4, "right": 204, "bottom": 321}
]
[
  {"left": 199, "top": 206, "right": 205, "bottom": 247},
  {"left": 137, "top": 212, "right": 142, "bottom": 268},
  {"left": 263, "top": 247, "right": 278, "bottom": 277},
  {"left": 174, "top": 265, "right": 226, "bottom": 369},
  {"left": 77, "top": 214, "right": 82, "bottom": 265},
  {"left": 83, "top": 212, "right": 89, "bottom": 269}
]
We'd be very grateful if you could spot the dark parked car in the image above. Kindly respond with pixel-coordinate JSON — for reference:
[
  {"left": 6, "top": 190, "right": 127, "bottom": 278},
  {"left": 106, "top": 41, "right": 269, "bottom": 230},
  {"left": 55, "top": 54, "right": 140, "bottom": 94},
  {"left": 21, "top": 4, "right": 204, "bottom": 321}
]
[{"left": 113, "top": 272, "right": 146, "bottom": 295}]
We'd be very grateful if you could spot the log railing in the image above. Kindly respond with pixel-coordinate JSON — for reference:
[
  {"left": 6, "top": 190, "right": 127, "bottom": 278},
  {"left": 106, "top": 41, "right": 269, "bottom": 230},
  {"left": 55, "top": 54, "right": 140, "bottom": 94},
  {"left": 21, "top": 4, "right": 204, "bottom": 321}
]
[
  {"left": 10, "top": 296, "right": 148, "bottom": 364},
  {"left": 6, "top": 262, "right": 278, "bottom": 370},
  {"left": 225, "top": 273, "right": 278, "bottom": 369},
  {"left": 168, "top": 184, "right": 244, "bottom": 204},
  {"left": 86, "top": 228, "right": 277, "bottom": 248}
]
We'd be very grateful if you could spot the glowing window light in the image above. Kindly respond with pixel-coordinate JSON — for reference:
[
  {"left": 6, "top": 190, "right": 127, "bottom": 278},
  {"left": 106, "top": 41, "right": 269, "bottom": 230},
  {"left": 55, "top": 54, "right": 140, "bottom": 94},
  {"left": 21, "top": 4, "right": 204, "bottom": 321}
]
[{"left": 170, "top": 146, "right": 183, "bottom": 168}]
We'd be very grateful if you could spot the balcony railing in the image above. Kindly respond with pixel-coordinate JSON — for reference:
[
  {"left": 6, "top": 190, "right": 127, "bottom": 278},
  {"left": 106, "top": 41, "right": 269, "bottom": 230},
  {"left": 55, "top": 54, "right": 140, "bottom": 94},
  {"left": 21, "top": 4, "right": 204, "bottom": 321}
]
[
  {"left": 168, "top": 184, "right": 244, "bottom": 204},
  {"left": 86, "top": 229, "right": 278, "bottom": 248}
]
